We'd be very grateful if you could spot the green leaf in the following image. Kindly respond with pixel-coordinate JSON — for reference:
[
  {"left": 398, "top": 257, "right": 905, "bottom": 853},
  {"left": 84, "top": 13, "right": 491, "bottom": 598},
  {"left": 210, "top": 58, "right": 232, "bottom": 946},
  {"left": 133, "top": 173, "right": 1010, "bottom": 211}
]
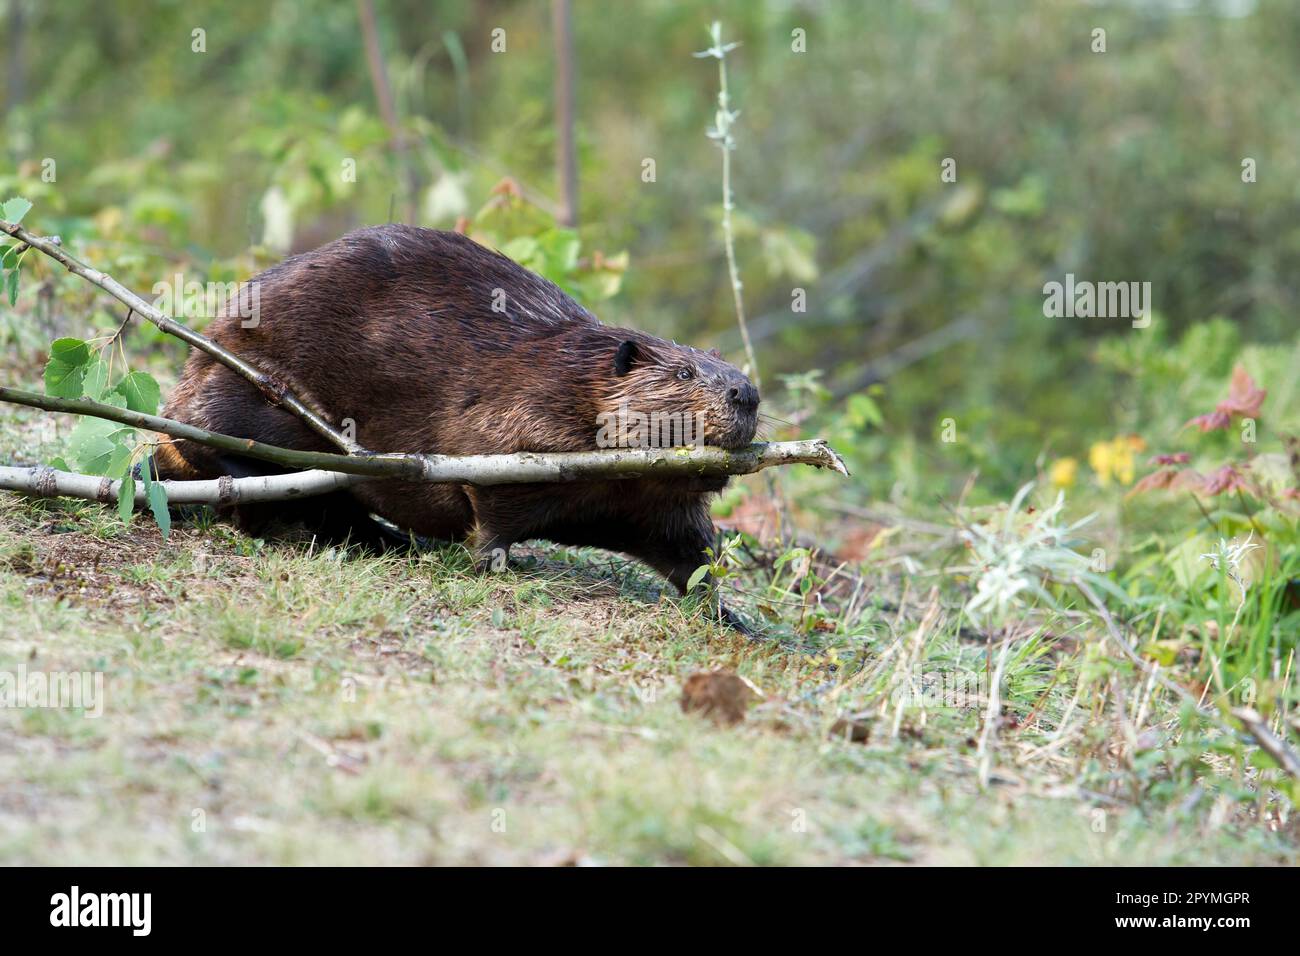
[
  {"left": 109, "top": 371, "right": 161, "bottom": 415},
  {"left": 67, "top": 416, "right": 133, "bottom": 476},
  {"left": 147, "top": 480, "right": 170, "bottom": 538},
  {"left": 760, "top": 227, "right": 818, "bottom": 283},
  {"left": 117, "top": 474, "right": 135, "bottom": 524},
  {"left": 103, "top": 441, "right": 135, "bottom": 480},
  {"left": 1248, "top": 749, "right": 1280, "bottom": 771},
  {"left": 5, "top": 268, "right": 16, "bottom": 307},
  {"left": 537, "top": 229, "right": 580, "bottom": 274},
  {"left": 1079, "top": 571, "right": 1134, "bottom": 609},
  {"left": 2, "top": 197, "right": 32, "bottom": 225},
  {"left": 68, "top": 429, "right": 118, "bottom": 475},
  {"left": 500, "top": 236, "right": 539, "bottom": 266},
  {"left": 82, "top": 359, "right": 110, "bottom": 402},
  {"left": 1, "top": 243, "right": 18, "bottom": 269},
  {"left": 847, "top": 393, "right": 884, "bottom": 430},
  {"left": 44, "top": 338, "right": 93, "bottom": 398},
  {"left": 685, "top": 564, "right": 712, "bottom": 593},
  {"left": 139, "top": 454, "right": 171, "bottom": 537}
]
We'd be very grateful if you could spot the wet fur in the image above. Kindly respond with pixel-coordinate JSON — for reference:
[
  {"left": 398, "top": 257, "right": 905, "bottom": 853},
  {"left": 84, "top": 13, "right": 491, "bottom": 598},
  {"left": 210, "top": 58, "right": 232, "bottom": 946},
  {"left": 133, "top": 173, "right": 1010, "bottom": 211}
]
[{"left": 157, "top": 225, "right": 760, "bottom": 602}]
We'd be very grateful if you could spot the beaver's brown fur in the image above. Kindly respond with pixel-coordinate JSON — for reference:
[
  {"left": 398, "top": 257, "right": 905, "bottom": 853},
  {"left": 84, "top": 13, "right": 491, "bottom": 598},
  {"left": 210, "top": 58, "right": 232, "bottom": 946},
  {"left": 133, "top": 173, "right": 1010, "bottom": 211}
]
[{"left": 157, "top": 225, "right": 760, "bottom": 613}]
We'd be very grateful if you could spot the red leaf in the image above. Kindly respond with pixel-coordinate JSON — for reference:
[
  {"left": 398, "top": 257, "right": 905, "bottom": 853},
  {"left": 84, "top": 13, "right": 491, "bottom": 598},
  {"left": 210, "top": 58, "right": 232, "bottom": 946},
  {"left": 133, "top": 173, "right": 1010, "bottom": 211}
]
[
  {"left": 1184, "top": 365, "right": 1266, "bottom": 432},
  {"left": 1170, "top": 469, "right": 1208, "bottom": 492},
  {"left": 1220, "top": 364, "right": 1266, "bottom": 418},
  {"left": 1203, "top": 465, "right": 1247, "bottom": 496},
  {"left": 1130, "top": 468, "right": 1178, "bottom": 495},
  {"left": 1186, "top": 410, "right": 1232, "bottom": 432}
]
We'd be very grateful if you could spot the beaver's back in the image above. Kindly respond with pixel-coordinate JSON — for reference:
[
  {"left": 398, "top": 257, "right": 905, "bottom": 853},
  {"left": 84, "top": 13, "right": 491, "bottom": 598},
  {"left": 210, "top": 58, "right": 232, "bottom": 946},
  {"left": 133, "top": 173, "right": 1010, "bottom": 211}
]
[{"left": 165, "top": 225, "right": 610, "bottom": 460}]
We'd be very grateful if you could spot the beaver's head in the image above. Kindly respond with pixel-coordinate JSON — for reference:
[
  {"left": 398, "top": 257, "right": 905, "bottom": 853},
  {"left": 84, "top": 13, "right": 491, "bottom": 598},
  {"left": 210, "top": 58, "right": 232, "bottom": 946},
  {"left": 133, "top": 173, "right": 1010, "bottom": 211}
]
[{"left": 594, "top": 333, "right": 760, "bottom": 450}]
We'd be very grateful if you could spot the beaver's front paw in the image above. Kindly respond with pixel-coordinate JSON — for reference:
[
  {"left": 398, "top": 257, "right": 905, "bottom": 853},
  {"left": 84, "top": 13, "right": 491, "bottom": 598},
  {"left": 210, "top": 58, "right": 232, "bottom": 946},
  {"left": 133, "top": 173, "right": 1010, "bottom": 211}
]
[
  {"left": 472, "top": 540, "right": 512, "bottom": 575},
  {"left": 717, "top": 602, "right": 758, "bottom": 637}
]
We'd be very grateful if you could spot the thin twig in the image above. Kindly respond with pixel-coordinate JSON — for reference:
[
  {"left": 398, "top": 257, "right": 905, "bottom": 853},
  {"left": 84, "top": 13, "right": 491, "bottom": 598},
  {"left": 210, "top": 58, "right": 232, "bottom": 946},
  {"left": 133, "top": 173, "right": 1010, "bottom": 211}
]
[
  {"left": 551, "top": 0, "right": 578, "bottom": 227},
  {"left": 977, "top": 635, "right": 1013, "bottom": 790},
  {"left": 1076, "top": 577, "right": 1204, "bottom": 709},
  {"left": 0, "top": 217, "right": 360, "bottom": 453},
  {"left": 356, "top": 0, "right": 419, "bottom": 222},
  {"left": 1075, "top": 576, "right": 1300, "bottom": 780},
  {"left": 710, "top": 30, "right": 758, "bottom": 389},
  {"left": 1231, "top": 707, "right": 1300, "bottom": 781},
  {"left": 0, "top": 385, "right": 406, "bottom": 477}
]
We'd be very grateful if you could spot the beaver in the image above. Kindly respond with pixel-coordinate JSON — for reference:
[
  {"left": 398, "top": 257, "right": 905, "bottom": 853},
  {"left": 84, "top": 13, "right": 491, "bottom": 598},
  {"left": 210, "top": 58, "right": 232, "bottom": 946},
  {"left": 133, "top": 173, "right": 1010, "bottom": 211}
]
[{"left": 156, "top": 224, "right": 761, "bottom": 626}]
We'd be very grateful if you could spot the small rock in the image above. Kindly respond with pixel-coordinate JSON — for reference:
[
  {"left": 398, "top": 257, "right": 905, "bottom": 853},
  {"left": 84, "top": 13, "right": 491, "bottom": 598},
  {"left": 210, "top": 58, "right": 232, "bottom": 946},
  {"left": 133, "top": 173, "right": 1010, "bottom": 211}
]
[
  {"left": 829, "top": 717, "right": 871, "bottom": 743},
  {"left": 681, "top": 670, "right": 763, "bottom": 726}
]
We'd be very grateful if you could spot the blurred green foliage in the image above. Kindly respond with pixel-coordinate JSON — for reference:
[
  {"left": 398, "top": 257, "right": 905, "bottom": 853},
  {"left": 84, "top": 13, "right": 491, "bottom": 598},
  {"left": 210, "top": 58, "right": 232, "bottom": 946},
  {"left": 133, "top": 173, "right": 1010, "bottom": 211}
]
[{"left": 2, "top": 0, "right": 1297, "bottom": 508}]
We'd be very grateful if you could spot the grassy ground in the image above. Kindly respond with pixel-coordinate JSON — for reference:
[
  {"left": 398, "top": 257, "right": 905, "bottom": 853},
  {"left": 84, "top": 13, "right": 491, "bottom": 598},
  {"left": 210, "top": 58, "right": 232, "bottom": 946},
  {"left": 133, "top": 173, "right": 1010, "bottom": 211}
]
[{"left": 0, "top": 394, "right": 1296, "bottom": 866}]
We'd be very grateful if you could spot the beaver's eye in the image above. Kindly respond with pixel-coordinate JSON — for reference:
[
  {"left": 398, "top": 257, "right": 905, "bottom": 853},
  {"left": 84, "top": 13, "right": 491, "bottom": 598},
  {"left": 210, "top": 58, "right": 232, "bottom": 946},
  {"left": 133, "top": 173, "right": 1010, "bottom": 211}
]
[{"left": 676, "top": 367, "right": 694, "bottom": 381}]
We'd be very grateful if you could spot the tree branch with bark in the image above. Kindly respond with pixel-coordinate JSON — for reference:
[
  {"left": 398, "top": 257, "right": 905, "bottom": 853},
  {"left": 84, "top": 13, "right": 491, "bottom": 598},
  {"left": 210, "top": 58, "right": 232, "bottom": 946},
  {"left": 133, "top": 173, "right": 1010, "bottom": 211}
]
[
  {"left": 0, "top": 385, "right": 848, "bottom": 487},
  {"left": 0, "top": 216, "right": 361, "bottom": 454}
]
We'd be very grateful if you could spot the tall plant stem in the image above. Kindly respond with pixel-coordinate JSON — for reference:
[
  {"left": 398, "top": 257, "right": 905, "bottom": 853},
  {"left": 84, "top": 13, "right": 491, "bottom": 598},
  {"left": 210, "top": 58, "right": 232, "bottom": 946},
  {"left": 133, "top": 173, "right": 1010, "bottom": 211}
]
[{"left": 713, "top": 44, "right": 759, "bottom": 391}]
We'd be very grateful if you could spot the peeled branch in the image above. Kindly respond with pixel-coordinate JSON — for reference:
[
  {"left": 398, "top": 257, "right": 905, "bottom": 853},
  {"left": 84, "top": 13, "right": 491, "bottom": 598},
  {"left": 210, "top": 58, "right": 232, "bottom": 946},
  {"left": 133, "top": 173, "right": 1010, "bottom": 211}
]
[{"left": 0, "top": 465, "right": 366, "bottom": 507}]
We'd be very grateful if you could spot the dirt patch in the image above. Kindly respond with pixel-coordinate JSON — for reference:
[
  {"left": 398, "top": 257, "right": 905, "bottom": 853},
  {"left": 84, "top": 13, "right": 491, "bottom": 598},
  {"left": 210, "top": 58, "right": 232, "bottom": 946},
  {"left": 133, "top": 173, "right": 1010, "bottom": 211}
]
[
  {"left": 346, "top": 630, "right": 438, "bottom": 676},
  {"left": 13, "top": 523, "right": 177, "bottom": 612}
]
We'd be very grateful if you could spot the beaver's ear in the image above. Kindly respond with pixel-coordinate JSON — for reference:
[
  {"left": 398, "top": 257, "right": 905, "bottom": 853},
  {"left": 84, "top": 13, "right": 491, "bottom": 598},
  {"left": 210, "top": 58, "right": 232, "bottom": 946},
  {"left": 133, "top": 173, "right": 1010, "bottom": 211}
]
[
  {"left": 614, "top": 339, "right": 639, "bottom": 376},
  {"left": 707, "top": 348, "right": 722, "bottom": 359}
]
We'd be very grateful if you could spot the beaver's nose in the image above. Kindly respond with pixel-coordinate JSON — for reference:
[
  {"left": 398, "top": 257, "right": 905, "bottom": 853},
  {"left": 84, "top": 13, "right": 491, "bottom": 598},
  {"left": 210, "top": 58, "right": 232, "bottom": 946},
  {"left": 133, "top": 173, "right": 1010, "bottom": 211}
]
[{"left": 728, "top": 382, "right": 759, "bottom": 410}]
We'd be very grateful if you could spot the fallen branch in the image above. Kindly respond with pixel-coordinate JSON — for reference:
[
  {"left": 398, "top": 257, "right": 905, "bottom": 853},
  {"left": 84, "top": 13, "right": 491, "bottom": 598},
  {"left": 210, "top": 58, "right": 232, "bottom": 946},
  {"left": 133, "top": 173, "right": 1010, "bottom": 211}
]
[
  {"left": 1077, "top": 577, "right": 1300, "bottom": 782},
  {"left": 0, "top": 217, "right": 360, "bottom": 453},
  {"left": 1231, "top": 707, "right": 1300, "bottom": 781},
  {"left": 0, "top": 385, "right": 849, "bottom": 489},
  {"left": 0, "top": 440, "right": 844, "bottom": 507},
  {"left": 0, "top": 385, "right": 420, "bottom": 478},
  {"left": 0, "top": 465, "right": 367, "bottom": 506},
  {"left": 1076, "top": 577, "right": 1205, "bottom": 709}
]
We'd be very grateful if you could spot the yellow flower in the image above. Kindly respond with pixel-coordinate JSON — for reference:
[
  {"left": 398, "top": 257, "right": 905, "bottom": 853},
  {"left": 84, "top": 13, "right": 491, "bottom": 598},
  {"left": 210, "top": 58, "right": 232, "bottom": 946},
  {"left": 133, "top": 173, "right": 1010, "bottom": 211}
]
[
  {"left": 1088, "top": 441, "right": 1114, "bottom": 486},
  {"left": 93, "top": 205, "right": 125, "bottom": 239},
  {"left": 1048, "top": 457, "right": 1078, "bottom": 489},
  {"left": 1089, "top": 435, "right": 1145, "bottom": 486}
]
